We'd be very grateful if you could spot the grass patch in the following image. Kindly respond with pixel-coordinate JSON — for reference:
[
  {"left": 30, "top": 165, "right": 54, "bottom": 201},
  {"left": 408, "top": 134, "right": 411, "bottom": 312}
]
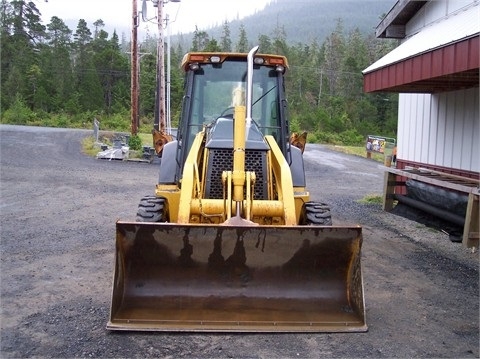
[
  {"left": 81, "top": 136, "right": 101, "bottom": 156},
  {"left": 328, "top": 145, "right": 386, "bottom": 163},
  {"left": 357, "top": 194, "right": 383, "bottom": 205},
  {"left": 138, "top": 133, "right": 152, "bottom": 146}
]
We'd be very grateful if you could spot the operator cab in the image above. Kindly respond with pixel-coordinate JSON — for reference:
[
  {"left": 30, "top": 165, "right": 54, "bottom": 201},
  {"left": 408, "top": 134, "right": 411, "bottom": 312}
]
[{"left": 177, "top": 53, "right": 290, "bottom": 165}]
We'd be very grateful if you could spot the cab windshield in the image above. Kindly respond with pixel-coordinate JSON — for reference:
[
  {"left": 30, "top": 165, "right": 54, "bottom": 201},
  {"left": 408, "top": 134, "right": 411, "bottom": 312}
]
[{"left": 188, "top": 60, "right": 281, "bottom": 139}]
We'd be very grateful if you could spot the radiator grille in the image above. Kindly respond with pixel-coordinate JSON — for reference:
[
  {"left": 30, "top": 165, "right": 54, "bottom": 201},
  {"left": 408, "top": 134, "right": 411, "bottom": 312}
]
[{"left": 205, "top": 149, "right": 268, "bottom": 199}]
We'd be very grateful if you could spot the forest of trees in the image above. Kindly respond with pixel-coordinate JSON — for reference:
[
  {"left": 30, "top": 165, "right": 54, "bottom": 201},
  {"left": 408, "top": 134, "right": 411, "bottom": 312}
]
[{"left": 1, "top": 0, "right": 399, "bottom": 145}]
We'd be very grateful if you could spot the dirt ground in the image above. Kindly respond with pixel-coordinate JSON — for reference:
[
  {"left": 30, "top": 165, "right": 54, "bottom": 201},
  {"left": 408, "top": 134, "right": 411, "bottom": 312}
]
[{"left": 1, "top": 125, "right": 478, "bottom": 358}]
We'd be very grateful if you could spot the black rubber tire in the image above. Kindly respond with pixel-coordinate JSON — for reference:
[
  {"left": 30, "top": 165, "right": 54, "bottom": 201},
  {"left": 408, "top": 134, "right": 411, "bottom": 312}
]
[
  {"left": 301, "top": 201, "right": 333, "bottom": 226},
  {"left": 135, "top": 195, "right": 167, "bottom": 222}
]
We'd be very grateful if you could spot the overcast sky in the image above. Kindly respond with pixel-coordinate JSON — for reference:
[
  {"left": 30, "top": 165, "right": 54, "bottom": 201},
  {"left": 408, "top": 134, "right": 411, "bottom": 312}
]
[{"left": 37, "top": 0, "right": 272, "bottom": 37}]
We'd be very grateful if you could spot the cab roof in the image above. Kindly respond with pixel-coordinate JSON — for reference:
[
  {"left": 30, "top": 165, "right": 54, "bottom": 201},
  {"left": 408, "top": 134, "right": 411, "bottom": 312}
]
[{"left": 180, "top": 52, "right": 289, "bottom": 72}]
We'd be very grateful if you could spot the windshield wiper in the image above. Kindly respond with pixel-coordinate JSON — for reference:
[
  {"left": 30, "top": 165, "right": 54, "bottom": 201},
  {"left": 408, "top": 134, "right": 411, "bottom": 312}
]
[{"left": 252, "top": 85, "right": 277, "bottom": 108}]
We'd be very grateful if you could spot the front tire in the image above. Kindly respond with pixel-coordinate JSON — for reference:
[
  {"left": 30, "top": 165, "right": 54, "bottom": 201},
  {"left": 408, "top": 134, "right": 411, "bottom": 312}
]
[
  {"left": 136, "top": 195, "right": 167, "bottom": 222},
  {"left": 300, "top": 201, "right": 332, "bottom": 226}
]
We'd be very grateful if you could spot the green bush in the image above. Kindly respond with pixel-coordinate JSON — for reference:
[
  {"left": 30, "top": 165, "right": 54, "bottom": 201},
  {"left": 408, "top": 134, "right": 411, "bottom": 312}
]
[
  {"left": 128, "top": 134, "right": 143, "bottom": 151},
  {"left": 289, "top": 116, "right": 301, "bottom": 133},
  {"left": 100, "top": 111, "right": 130, "bottom": 132},
  {"left": 1, "top": 95, "right": 35, "bottom": 125},
  {"left": 307, "top": 132, "right": 319, "bottom": 143},
  {"left": 314, "top": 131, "right": 340, "bottom": 145},
  {"left": 338, "top": 129, "right": 364, "bottom": 146},
  {"left": 54, "top": 113, "right": 70, "bottom": 128}
]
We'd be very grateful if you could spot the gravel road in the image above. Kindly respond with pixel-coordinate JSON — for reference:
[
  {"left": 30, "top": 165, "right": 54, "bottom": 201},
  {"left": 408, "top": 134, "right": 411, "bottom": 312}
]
[{"left": 1, "top": 124, "right": 478, "bottom": 358}]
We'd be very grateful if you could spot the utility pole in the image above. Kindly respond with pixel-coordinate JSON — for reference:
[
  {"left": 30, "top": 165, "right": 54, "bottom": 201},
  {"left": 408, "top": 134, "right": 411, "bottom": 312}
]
[
  {"left": 131, "top": 0, "right": 139, "bottom": 135},
  {"left": 165, "top": 13, "right": 171, "bottom": 135},
  {"left": 318, "top": 70, "right": 323, "bottom": 108},
  {"left": 153, "top": 0, "right": 180, "bottom": 132},
  {"left": 154, "top": 0, "right": 165, "bottom": 132}
]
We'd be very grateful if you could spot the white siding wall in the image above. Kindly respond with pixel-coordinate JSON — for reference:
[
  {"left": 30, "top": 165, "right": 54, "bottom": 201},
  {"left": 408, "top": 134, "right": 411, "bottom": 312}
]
[
  {"left": 406, "top": 0, "right": 477, "bottom": 37},
  {"left": 397, "top": 87, "right": 479, "bottom": 172}
]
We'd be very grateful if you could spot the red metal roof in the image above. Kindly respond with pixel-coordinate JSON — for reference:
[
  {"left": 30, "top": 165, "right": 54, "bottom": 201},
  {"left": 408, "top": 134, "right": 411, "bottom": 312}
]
[{"left": 364, "top": 35, "right": 479, "bottom": 93}]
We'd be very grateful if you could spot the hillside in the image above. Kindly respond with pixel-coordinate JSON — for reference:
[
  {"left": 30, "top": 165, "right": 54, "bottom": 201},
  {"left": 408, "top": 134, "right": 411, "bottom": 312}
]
[{"left": 172, "top": 0, "right": 396, "bottom": 47}]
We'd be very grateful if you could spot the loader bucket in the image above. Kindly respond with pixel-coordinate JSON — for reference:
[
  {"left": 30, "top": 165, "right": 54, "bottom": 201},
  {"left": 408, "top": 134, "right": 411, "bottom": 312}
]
[{"left": 107, "top": 222, "right": 367, "bottom": 332}]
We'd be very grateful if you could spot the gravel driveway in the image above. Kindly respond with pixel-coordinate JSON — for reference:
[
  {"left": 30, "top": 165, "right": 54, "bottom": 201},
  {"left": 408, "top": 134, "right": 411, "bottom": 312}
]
[{"left": 1, "top": 125, "right": 478, "bottom": 358}]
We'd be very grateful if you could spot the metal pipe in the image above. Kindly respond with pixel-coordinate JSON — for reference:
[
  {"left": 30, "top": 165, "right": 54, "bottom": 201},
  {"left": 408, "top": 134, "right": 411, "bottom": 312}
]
[
  {"left": 190, "top": 199, "right": 285, "bottom": 217},
  {"left": 394, "top": 194, "right": 465, "bottom": 227},
  {"left": 246, "top": 45, "right": 259, "bottom": 121}
]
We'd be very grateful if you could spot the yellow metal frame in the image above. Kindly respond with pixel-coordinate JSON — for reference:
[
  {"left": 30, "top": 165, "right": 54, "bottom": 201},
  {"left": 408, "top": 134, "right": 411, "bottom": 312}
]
[
  {"left": 264, "top": 136, "right": 297, "bottom": 225},
  {"left": 154, "top": 184, "right": 180, "bottom": 223},
  {"left": 176, "top": 131, "right": 206, "bottom": 223},
  {"left": 155, "top": 106, "right": 306, "bottom": 226}
]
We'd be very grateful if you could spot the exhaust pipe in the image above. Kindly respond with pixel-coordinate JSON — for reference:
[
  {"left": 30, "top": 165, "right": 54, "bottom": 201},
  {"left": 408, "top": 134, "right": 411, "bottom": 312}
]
[{"left": 245, "top": 45, "right": 259, "bottom": 123}]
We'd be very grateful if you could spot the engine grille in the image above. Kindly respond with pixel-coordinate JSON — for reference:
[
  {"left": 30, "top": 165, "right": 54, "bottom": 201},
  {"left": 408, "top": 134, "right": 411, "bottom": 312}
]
[{"left": 204, "top": 149, "right": 268, "bottom": 199}]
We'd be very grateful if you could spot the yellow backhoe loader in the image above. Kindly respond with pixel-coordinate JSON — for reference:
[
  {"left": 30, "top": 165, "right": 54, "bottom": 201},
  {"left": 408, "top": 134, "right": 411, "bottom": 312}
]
[{"left": 107, "top": 46, "right": 367, "bottom": 332}]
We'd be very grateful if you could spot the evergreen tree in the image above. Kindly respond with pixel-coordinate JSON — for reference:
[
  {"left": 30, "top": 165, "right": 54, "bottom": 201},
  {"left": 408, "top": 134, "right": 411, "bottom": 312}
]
[
  {"left": 93, "top": 19, "right": 105, "bottom": 39},
  {"left": 235, "top": 24, "right": 248, "bottom": 52},
  {"left": 74, "top": 19, "right": 92, "bottom": 52},
  {"left": 257, "top": 34, "right": 272, "bottom": 54},
  {"left": 73, "top": 19, "right": 103, "bottom": 111},
  {"left": 90, "top": 28, "right": 130, "bottom": 112},
  {"left": 106, "top": 31, "right": 130, "bottom": 111},
  {"left": 11, "top": 0, "right": 45, "bottom": 44},
  {"left": 1, "top": 0, "right": 16, "bottom": 110},
  {"left": 192, "top": 29, "right": 209, "bottom": 51},
  {"left": 169, "top": 44, "right": 184, "bottom": 126},
  {"left": 191, "top": 27, "right": 198, "bottom": 51},
  {"left": 204, "top": 38, "right": 221, "bottom": 52},
  {"left": 2, "top": 0, "right": 45, "bottom": 109},
  {"left": 41, "top": 16, "right": 74, "bottom": 111},
  {"left": 220, "top": 20, "right": 232, "bottom": 52},
  {"left": 271, "top": 23, "right": 288, "bottom": 56},
  {"left": 139, "top": 50, "right": 157, "bottom": 117},
  {"left": 322, "top": 19, "right": 345, "bottom": 97},
  {"left": 340, "top": 28, "right": 366, "bottom": 100}
]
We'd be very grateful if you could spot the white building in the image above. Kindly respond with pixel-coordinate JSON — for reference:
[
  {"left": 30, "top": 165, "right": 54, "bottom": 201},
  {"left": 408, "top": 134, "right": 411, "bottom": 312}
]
[
  {"left": 363, "top": 0, "right": 479, "bottom": 247},
  {"left": 363, "top": 0, "right": 479, "bottom": 178}
]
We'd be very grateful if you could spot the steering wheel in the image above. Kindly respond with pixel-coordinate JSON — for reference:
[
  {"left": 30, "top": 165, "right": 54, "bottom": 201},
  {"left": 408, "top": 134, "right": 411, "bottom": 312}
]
[{"left": 219, "top": 106, "right": 235, "bottom": 117}]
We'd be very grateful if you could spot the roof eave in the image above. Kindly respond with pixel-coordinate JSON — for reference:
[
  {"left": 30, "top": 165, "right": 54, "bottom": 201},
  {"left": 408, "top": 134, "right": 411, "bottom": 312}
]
[{"left": 376, "top": 0, "right": 428, "bottom": 39}]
